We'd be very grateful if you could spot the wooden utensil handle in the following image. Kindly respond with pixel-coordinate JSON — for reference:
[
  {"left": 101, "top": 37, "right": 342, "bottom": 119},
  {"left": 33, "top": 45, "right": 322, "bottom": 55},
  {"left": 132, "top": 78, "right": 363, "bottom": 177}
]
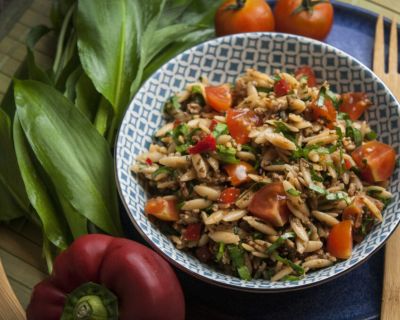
[
  {"left": 0, "top": 258, "right": 25, "bottom": 320},
  {"left": 381, "top": 227, "right": 400, "bottom": 320}
]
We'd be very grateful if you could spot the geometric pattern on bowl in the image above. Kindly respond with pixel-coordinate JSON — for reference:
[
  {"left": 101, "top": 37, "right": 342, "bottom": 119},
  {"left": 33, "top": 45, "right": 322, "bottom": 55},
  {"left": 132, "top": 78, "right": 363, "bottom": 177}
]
[{"left": 116, "top": 32, "right": 400, "bottom": 291}]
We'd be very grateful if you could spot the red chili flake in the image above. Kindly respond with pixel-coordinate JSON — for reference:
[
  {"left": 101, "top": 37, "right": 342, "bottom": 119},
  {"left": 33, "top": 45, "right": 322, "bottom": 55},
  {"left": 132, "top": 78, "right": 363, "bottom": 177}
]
[
  {"left": 145, "top": 158, "right": 153, "bottom": 165},
  {"left": 173, "top": 119, "right": 181, "bottom": 128},
  {"left": 209, "top": 119, "right": 218, "bottom": 131},
  {"left": 274, "top": 79, "right": 290, "bottom": 97},
  {"left": 344, "top": 159, "right": 352, "bottom": 170},
  {"left": 188, "top": 134, "right": 216, "bottom": 154}
]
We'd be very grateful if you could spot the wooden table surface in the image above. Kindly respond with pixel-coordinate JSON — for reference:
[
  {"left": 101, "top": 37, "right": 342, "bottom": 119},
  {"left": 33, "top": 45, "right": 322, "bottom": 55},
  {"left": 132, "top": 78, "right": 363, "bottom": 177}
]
[{"left": 0, "top": 0, "right": 399, "bottom": 312}]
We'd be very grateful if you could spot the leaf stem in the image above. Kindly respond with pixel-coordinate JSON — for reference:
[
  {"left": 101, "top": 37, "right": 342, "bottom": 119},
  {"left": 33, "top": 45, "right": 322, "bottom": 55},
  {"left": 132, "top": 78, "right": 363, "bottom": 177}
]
[
  {"left": 52, "top": 4, "right": 75, "bottom": 76},
  {"left": 94, "top": 97, "right": 111, "bottom": 137}
]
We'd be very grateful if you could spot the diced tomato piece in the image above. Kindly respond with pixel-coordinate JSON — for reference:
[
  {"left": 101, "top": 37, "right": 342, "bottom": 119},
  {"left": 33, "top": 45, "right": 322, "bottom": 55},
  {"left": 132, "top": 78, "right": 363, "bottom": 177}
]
[
  {"left": 183, "top": 223, "right": 202, "bottom": 241},
  {"left": 145, "top": 158, "right": 153, "bottom": 165},
  {"left": 351, "top": 141, "right": 396, "bottom": 182},
  {"left": 224, "top": 161, "right": 254, "bottom": 186},
  {"left": 248, "top": 182, "right": 289, "bottom": 227},
  {"left": 188, "top": 135, "right": 216, "bottom": 154},
  {"left": 295, "top": 66, "right": 317, "bottom": 87},
  {"left": 219, "top": 187, "right": 241, "bottom": 204},
  {"left": 327, "top": 220, "right": 353, "bottom": 259},
  {"left": 145, "top": 197, "right": 179, "bottom": 221},
  {"left": 173, "top": 119, "right": 181, "bottom": 128},
  {"left": 311, "top": 98, "right": 337, "bottom": 128},
  {"left": 205, "top": 85, "right": 232, "bottom": 112},
  {"left": 226, "top": 108, "right": 260, "bottom": 144},
  {"left": 339, "top": 92, "right": 371, "bottom": 121},
  {"left": 342, "top": 196, "right": 364, "bottom": 228},
  {"left": 344, "top": 158, "right": 352, "bottom": 170},
  {"left": 274, "top": 78, "right": 290, "bottom": 97}
]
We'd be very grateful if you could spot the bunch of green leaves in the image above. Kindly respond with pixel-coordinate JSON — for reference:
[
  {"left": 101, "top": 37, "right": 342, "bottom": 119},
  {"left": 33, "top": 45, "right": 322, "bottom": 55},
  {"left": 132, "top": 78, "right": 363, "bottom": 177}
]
[{"left": 0, "top": 0, "right": 222, "bottom": 270}]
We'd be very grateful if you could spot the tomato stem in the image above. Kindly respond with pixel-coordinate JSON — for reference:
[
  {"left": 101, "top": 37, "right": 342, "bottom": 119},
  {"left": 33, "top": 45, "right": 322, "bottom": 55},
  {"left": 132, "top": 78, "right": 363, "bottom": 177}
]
[
  {"left": 61, "top": 282, "right": 118, "bottom": 320},
  {"left": 292, "top": 0, "right": 329, "bottom": 15},
  {"left": 225, "top": 0, "right": 246, "bottom": 11}
]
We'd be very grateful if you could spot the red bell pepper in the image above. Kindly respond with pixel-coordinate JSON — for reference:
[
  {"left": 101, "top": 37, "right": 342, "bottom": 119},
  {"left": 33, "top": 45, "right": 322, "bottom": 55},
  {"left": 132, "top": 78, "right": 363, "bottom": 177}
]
[{"left": 27, "top": 234, "right": 185, "bottom": 320}]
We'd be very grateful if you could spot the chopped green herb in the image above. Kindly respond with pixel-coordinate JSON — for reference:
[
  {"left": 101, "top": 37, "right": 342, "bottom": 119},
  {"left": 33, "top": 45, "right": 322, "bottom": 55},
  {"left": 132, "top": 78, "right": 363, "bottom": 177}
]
[
  {"left": 172, "top": 123, "right": 189, "bottom": 144},
  {"left": 191, "top": 85, "right": 203, "bottom": 95},
  {"left": 171, "top": 95, "right": 181, "bottom": 109},
  {"left": 274, "top": 254, "right": 305, "bottom": 275},
  {"left": 326, "top": 191, "right": 349, "bottom": 201},
  {"left": 310, "top": 167, "right": 324, "bottom": 182},
  {"left": 175, "top": 143, "right": 189, "bottom": 153},
  {"left": 361, "top": 215, "right": 374, "bottom": 235},
  {"left": 216, "top": 145, "right": 240, "bottom": 164},
  {"left": 242, "top": 144, "right": 256, "bottom": 153},
  {"left": 212, "top": 123, "right": 228, "bottom": 138},
  {"left": 317, "top": 87, "right": 326, "bottom": 107},
  {"left": 326, "top": 89, "right": 341, "bottom": 109},
  {"left": 274, "top": 121, "right": 296, "bottom": 142},
  {"left": 215, "top": 242, "right": 225, "bottom": 262},
  {"left": 256, "top": 86, "right": 273, "bottom": 93},
  {"left": 187, "top": 128, "right": 201, "bottom": 143},
  {"left": 365, "top": 130, "right": 377, "bottom": 141},
  {"left": 337, "top": 112, "right": 350, "bottom": 120},
  {"left": 282, "top": 275, "right": 302, "bottom": 281},
  {"left": 152, "top": 166, "right": 173, "bottom": 178},
  {"left": 345, "top": 120, "right": 362, "bottom": 147},
  {"left": 266, "top": 232, "right": 295, "bottom": 254},
  {"left": 253, "top": 232, "right": 264, "bottom": 240},
  {"left": 335, "top": 126, "right": 343, "bottom": 142},
  {"left": 287, "top": 188, "right": 301, "bottom": 196},
  {"left": 273, "top": 74, "right": 281, "bottom": 82},
  {"left": 308, "top": 184, "right": 327, "bottom": 195},
  {"left": 237, "top": 265, "right": 252, "bottom": 281}
]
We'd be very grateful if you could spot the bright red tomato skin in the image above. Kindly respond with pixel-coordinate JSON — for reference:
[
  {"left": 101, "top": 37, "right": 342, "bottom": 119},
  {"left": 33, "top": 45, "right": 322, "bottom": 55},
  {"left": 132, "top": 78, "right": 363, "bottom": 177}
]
[
  {"left": 274, "top": 78, "right": 290, "bottom": 97},
  {"left": 224, "top": 161, "right": 254, "bottom": 186},
  {"left": 274, "top": 0, "right": 334, "bottom": 41},
  {"left": 339, "top": 92, "right": 371, "bottom": 120},
  {"left": 248, "top": 182, "right": 290, "bottom": 227},
  {"left": 295, "top": 66, "right": 317, "bottom": 86},
  {"left": 27, "top": 234, "right": 185, "bottom": 320},
  {"left": 205, "top": 85, "right": 232, "bottom": 112},
  {"left": 226, "top": 108, "right": 260, "bottom": 144},
  {"left": 351, "top": 141, "right": 396, "bottom": 182},
  {"left": 327, "top": 220, "right": 353, "bottom": 259},
  {"left": 145, "top": 197, "right": 179, "bottom": 221},
  {"left": 311, "top": 98, "right": 337, "bottom": 128},
  {"left": 215, "top": 0, "right": 275, "bottom": 36},
  {"left": 219, "top": 187, "right": 241, "bottom": 204}
]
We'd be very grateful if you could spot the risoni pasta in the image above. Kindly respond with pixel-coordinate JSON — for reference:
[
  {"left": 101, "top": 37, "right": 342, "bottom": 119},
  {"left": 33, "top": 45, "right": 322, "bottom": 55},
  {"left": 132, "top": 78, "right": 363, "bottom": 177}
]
[{"left": 131, "top": 67, "right": 396, "bottom": 281}]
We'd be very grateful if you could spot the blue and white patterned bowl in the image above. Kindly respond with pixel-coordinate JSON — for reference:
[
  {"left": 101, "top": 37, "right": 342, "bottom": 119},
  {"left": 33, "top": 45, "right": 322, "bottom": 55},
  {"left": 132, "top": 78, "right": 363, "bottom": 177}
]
[{"left": 115, "top": 33, "right": 400, "bottom": 292}]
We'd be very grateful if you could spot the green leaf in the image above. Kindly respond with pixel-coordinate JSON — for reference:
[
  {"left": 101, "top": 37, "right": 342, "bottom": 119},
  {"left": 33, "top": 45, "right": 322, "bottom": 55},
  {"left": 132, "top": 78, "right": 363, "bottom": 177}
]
[
  {"left": 0, "top": 108, "right": 30, "bottom": 214},
  {"left": 317, "top": 87, "right": 326, "bottom": 107},
  {"left": 13, "top": 114, "right": 69, "bottom": 248},
  {"left": 287, "top": 188, "right": 301, "bottom": 196},
  {"left": 266, "top": 232, "right": 295, "bottom": 254},
  {"left": 75, "top": 72, "right": 101, "bottom": 122},
  {"left": 14, "top": 79, "right": 122, "bottom": 236},
  {"left": 274, "top": 254, "right": 305, "bottom": 275},
  {"left": 152, "top": 166, "right": 173, "bottom": 178},
  {"left": 64, "top": 67, "right": 82, "bottom": 102},
  {"left": 227, "top": 244, "right": 245, "bottom": 267},
  {"left": 215, "top": 242, "right": 225, "bottom": 262},
  {"left": 365, "top": 131, "right": 377, "bottom": 141},
  {"left": 76, "top": 0, "right": 165, "bottom": 120},
  {"left": 237, "top": 265, "right": 252, "bottom": 281},
  {"left": 216, "top": 145, "right": 240, "bottom": 164}
]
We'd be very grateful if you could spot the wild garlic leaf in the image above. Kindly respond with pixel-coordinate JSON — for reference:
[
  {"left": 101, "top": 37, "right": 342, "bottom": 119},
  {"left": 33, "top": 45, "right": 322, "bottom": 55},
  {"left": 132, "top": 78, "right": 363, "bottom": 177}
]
[
  {"left": 13, "top": 115, "right": 70, "bottom": 248},
  {"left": 14, "top": 80, "right": 122, "bottom": 236}
]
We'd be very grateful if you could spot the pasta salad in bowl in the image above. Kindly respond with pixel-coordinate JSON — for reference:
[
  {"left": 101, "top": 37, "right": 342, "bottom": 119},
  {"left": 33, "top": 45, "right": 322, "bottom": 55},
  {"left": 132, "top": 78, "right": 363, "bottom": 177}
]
[{"left": 116, "top": 33, "right": 400, "bottom": 291}]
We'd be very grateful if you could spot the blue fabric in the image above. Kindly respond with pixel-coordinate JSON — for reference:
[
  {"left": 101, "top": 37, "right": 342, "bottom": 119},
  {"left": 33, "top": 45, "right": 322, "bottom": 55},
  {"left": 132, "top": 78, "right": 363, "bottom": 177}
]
[{"left": 121, "top": 2, "right": 397, "bottom": 318}]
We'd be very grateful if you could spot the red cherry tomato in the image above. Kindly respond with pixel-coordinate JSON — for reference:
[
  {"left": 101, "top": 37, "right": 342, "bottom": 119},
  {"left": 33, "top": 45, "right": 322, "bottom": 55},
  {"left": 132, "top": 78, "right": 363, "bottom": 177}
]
[
  {"left": 248, "top": 182, "right": 290, "bottom": 227},
  {"left": 327, "top": 220, "right": 353, "bottom": 259},
  {"left": 205, "top": 85, "right": 232, "bottom": 112},
  {"left": 295, "top": 66, "right": 317, "bottom": 87},
  {"left": 226, "top": 108, "right": 260, "bottom": 144},
  {"left": 274, "top": 78, "right": 290, "bottom": 97},
  {"left": 219, "top": 187, "right": 241, "bottom": 204},
  {"left": 183, "top": 223, "right": 202, "bottom": 241},
  {"left": 351, "top": 141, "right": 396, "bottom": 183},
  {"left": 215, "top": 0, "right": 275, "bottom": 37},
  {"left": 274, "top": 0, "right": 334, "bottom": 41},
  {"left": 339, "top": 92, "right": 371, "bottom": 121},
  {"left": 145, "top": 197, "right": 179, "bottom": 221},
  {"left": 310, "top": 98, "right": 337, "bottom": 128},
  {"left": 342, "top": 196, "right": 364, "bottom": 227},
  {"left": 224, "top": 161, "right": 254, "bottom": 186}
]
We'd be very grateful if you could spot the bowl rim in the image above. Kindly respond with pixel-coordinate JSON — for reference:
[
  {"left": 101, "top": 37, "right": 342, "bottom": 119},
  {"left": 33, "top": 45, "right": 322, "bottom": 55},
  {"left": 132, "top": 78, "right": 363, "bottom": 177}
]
[{"left": 115, "top": 31, "right": 400, "bottom": 292}]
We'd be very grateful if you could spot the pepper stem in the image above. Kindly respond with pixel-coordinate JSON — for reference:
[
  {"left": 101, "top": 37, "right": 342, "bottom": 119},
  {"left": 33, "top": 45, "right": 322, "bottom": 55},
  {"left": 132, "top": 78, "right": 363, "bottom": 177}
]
[
  {"left": 61, "top": 282, "right": 118, "bottom": 320},
  {"left": 225, "top": 0, "right": 246, "bottom": 11},
  {"left": 292, "top": 0, "right": 329, "bottom": 15}
]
